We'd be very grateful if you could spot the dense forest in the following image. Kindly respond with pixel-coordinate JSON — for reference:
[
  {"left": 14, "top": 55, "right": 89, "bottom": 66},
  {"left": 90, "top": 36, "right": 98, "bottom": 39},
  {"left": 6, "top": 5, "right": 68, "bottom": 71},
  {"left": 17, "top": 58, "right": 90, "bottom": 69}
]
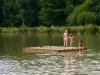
[{"left": 0, "top": 0, "right": 100, "bottom": 27}]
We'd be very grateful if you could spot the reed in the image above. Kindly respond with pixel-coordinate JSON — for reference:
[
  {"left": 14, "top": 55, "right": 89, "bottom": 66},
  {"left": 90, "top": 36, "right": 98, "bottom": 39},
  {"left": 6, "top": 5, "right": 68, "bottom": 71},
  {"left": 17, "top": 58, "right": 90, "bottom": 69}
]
[
  {"left": 2, "top": 27, "right": 19, "bottom": 33},
  {"left": 84, "top": 24, "right": 99, "bottom": 34},
  {"left": 36, "top": 26, "right": 49, "bottom": 32},
  {"left": 0, "top": 25, "right": 99, "bottom": 34}
]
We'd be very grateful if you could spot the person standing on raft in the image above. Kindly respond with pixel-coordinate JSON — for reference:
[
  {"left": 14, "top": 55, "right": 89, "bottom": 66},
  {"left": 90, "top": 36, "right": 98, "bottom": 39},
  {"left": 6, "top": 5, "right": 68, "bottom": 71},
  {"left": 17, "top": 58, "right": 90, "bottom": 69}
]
[
  {"left": 63, "top": 30, "right": 68, "bottom": 49},
  {"left": 69, "top": 34, "right": 74, "bottom": 48}
]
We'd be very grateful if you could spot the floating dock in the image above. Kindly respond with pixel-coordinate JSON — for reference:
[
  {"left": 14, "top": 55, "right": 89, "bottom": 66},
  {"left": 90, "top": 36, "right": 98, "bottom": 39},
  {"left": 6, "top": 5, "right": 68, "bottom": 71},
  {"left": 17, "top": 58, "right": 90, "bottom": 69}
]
[{"left": 23, "top": 46, "right": 87, "bottom": 54}]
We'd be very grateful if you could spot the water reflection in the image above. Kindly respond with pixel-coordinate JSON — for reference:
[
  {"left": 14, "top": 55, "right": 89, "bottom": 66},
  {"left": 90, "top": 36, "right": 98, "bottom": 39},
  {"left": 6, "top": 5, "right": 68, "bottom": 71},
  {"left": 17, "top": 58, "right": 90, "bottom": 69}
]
[
  {"left": 0, "top": 51, "right": 100, "bottom": 75},
  {"left": 63, "top": 52, "right": 76, "bottom": 75},
  {"left": 0, "top": 33, "right": 100, "bottom": 75},
  {"left": 63, "top": 51, "right": 100, "bottom": 75}
]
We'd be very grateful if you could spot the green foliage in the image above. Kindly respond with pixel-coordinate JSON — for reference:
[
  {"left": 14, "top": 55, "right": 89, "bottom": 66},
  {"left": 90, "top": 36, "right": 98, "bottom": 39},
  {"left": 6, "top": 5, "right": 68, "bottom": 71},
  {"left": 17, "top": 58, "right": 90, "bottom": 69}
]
[
  {"left": 36, "top": 26, "right": 49, "bottom": 32},
  {"left": 39, "top": 0, "right": 66, "bottom": 26},
  {"left": 67, "top": 0, "right": 99, "bottom": 26},
  {"left": 0, "top": 0, "right": 99, "bottom": 27},
  {"left": 0, "top": 26, "right": 99, "bottom": 33},
  {"left": 2, "top": 0, "right": 40, "bottom": 27},
  {"left": 85, "top": 24, "right": 99, "bottom": 33},
  {"left": 77, "top": 11, "right": 95, "bottom": 25},
  {"left": 67, "top": 0, "right": 91, "bottom": 25},
  {"left": 0, "top": 0, "right": 3, "bottom": 26},
  {"left": 67, "top": 26, "right": 85, "bottom": 33},
  {"left": 2, "top": 27, "right": 20, "bottom": 33}
]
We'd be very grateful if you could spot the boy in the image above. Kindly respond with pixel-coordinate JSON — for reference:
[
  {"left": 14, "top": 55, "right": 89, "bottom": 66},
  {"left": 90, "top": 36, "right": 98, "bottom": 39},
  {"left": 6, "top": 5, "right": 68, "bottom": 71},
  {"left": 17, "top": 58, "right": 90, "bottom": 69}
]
[
  {"left": 78, "top": 40, "right": 84, "bottom": 54},
  {"left": 69, "top": 34, "right": 74, "bottom": 47}
]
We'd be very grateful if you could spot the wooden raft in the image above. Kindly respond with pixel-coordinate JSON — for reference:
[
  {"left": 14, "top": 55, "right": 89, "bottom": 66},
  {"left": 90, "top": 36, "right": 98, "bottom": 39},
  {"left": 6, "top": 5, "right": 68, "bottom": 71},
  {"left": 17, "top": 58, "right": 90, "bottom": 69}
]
[{"left": 23, "top": 46, "right": 87, "bottom": 54}]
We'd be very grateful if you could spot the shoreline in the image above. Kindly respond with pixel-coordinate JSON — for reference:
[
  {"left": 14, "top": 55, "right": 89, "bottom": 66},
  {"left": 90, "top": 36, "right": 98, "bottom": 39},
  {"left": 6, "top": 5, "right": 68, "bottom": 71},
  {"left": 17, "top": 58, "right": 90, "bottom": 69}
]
[{"left": 0, "top": 26, "right": 99, "bottom": 34}]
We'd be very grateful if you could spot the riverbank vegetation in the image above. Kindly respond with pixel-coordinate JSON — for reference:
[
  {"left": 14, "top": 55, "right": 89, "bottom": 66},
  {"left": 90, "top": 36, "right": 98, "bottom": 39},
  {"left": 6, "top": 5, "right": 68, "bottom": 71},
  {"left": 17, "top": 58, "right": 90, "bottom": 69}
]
[
  {"left": 0, "top": 0, "right": 99, "bottom": 34},
  {"left": 0, "top": 24, "right": 99, "bottom": 34}
]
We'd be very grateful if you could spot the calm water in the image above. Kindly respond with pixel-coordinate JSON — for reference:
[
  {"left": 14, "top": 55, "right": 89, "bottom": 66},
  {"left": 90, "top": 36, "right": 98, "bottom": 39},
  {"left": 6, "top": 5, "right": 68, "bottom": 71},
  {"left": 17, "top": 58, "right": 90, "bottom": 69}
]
[{"left": 0, "top": 32, "right": 100, "bottom": 75}]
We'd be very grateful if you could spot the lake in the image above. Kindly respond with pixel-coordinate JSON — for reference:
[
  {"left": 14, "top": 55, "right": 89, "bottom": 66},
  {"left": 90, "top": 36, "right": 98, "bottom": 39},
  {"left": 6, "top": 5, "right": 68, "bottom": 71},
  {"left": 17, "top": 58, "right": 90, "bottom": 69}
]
[{"left": 0, "top": 32, "right": 100, "bottom": 75}]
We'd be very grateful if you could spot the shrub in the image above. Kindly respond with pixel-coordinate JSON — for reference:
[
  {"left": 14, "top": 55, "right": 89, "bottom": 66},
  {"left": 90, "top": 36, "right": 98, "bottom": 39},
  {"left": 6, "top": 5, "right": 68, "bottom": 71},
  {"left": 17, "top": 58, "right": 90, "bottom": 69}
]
[{"left": 85, "top": 24, "right": 99, "bottom": 33}]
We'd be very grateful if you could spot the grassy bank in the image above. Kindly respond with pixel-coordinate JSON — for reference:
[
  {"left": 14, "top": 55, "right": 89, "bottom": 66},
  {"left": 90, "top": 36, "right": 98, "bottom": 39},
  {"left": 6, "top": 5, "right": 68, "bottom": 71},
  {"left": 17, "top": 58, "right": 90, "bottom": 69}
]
[{"left": 0, "top": 24, "right": 99, "bottom": 34}]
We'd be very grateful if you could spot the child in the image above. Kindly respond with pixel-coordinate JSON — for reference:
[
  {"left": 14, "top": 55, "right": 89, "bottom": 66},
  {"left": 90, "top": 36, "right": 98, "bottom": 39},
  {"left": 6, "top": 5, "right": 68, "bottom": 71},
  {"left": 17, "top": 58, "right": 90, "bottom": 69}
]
[
  {"left": 69, "top": 34, "right": 74, "bottom": 47},
  {"left": 79, "top": 40, "right": 84, "bottom": 49},
  {"left": 63, "top": 30, "right": 68, "bottom": 49},
  {"left": 78, "top": 40, "right": 84, "bottom": 54}
]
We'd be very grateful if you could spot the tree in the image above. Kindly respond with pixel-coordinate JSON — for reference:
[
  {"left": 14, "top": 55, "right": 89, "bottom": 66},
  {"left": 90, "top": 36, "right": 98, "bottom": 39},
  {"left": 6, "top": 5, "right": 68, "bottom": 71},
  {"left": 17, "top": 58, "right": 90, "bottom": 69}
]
[
  {"left": 77, "top": 11, "right": 95, "bottom": 25},
  {"left": 3, "top": 0, "right": 17, "bottom": 27},
  {"left": 39, "top": 0, "right": 66, "bottom": 26},
  {"left": 2, "top": 0, "right": 40, "bottom": 27},
  {"left": 0, "top": 0, "right": 3, "bottom": 26},
  {"left": 15, "top": 0, "right": 40, "bottom": 27}
]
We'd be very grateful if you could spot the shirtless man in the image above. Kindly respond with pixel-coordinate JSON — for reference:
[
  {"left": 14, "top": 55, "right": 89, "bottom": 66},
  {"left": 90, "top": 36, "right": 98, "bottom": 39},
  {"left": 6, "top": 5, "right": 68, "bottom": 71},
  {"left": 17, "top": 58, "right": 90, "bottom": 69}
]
[{"left": 63, "top": 30, "right": 68, "bottom": 49}]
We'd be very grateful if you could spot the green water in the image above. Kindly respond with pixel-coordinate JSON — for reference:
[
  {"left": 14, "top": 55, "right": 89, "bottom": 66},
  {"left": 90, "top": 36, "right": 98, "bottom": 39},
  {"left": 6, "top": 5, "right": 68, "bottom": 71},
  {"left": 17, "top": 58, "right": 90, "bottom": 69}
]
[{"left": 0, "top": 33, "right": 100, "bottom": 75}]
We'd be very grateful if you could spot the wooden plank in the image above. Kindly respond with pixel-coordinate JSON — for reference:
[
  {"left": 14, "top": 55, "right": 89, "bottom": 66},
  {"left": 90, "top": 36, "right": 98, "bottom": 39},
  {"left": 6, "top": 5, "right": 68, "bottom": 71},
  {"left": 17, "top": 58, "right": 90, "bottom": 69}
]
[{"left": 23, "top": 46, "right": 87, "bottom": 54}]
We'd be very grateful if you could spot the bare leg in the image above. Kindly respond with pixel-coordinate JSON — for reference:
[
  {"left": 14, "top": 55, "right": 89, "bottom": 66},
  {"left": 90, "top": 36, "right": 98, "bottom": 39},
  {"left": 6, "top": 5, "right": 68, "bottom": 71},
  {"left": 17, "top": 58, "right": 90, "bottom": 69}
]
[
  {"left": 66, "top": 41, "right": 67, "bottom": 48},
  {"left": 79, "top": 47, "right": 83, "bottom": 55},
  {"left": 64, "top": 41, "right": 67, "bottom": 49},
  {"left": 64, "top": 41, "right": 66, "bottom": 49},
  {"left": 70, "top": 41, "right": 73, "bottom": 48},
  {"left": 70, "top": 42, "right": 71, "bottom": 47}
]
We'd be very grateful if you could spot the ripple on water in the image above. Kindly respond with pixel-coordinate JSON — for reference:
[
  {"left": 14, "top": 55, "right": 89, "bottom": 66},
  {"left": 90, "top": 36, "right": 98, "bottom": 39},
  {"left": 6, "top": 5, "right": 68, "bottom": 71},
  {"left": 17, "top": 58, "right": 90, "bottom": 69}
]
[{"left": 0, "top": 52, "right": 100, "bottom": 75}]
